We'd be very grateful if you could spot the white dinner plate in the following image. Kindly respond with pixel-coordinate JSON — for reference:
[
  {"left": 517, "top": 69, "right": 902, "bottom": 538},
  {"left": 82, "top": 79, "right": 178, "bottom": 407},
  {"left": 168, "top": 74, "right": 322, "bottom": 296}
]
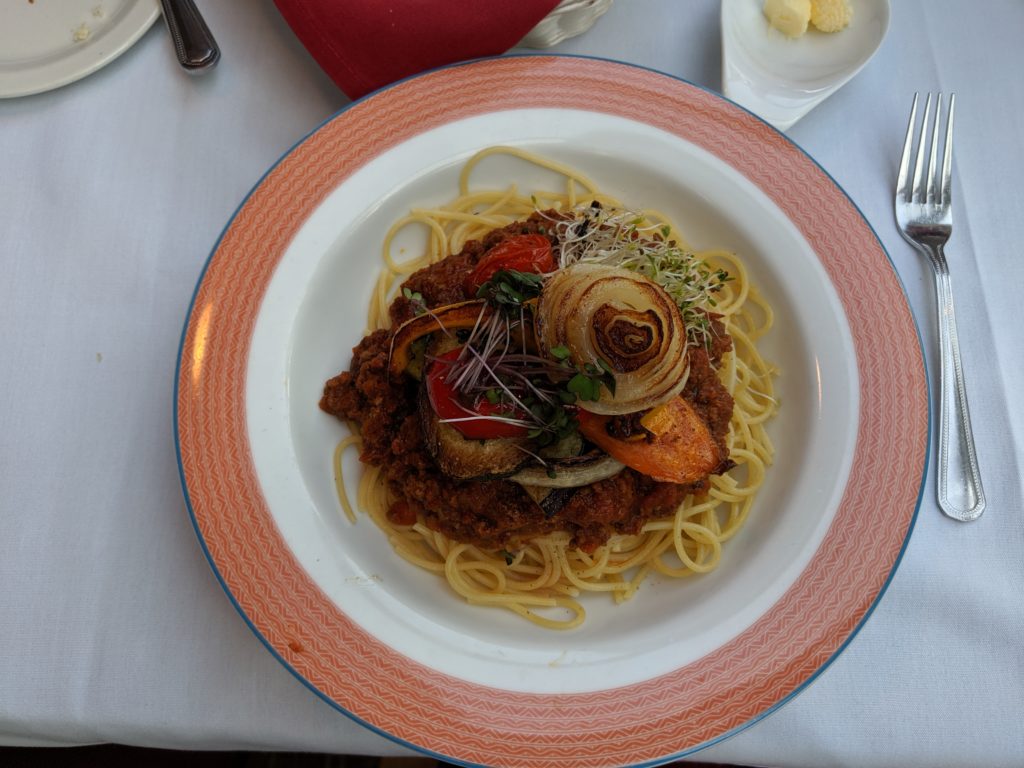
[
  {"left": 0, "top": 0, "right": 160, "bottom": 98},
  {"left": 176, "top": 55, "right": 927, "bottom": 767}
]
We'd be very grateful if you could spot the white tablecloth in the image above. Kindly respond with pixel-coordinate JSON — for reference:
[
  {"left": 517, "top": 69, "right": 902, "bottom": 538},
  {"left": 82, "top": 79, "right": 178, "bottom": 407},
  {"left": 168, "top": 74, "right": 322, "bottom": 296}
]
[{"left": 2, "top": 1, "right": 1022, "bottom": 765}]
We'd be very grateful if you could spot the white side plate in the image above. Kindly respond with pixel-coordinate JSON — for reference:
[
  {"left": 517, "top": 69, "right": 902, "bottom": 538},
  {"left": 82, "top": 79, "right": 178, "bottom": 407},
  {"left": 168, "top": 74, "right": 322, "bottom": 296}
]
[{"left": 0, "top": 0, "right": 160, "bottom": 98}]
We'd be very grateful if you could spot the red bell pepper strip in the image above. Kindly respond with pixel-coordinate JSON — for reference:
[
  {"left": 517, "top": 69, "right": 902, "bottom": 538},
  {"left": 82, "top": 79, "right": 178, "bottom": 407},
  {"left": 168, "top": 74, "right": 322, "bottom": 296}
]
[{"left": 425, "top": 348, "right": 529, "bottom": 439}]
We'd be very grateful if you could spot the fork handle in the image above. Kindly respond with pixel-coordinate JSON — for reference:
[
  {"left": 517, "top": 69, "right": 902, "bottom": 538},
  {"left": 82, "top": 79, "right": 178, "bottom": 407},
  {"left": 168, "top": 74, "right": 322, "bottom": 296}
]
[{"left": 930, "top": 244, "right": 986, "bottom": 521}]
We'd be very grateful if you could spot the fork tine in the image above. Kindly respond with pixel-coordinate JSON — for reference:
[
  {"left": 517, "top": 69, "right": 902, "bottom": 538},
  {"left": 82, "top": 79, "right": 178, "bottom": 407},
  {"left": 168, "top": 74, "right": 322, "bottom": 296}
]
[
  {"left": 911, "top": 93, "right": 932, "bottom": 203},
  {"left": 941, "top": 93, "right": 956, "bottom": 206},
  {"left": 896, "top": 93, "right": 919, "bottom": 202},
  {"left": 926, "top": 93, "right": 942, "bottom": 205}
]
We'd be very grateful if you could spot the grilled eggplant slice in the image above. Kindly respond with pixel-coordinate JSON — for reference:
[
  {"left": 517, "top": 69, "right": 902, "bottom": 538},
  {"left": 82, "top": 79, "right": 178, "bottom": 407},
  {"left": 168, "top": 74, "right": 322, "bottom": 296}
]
[{"left": 418, "top": 387, "right": 530, "bottom": 480}]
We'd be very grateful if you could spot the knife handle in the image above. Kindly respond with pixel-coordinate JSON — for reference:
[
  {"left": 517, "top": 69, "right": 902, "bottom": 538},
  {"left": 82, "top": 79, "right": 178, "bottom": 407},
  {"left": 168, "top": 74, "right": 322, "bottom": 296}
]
[{"left": 159, "top": 0, "right": 220, "bottom": 74}]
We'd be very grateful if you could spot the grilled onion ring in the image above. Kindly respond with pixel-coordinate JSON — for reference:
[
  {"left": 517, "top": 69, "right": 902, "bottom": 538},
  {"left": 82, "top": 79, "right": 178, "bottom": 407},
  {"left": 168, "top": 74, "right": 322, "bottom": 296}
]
[{"left": 537, "top": 263, "right": 689, "bottom": 415}]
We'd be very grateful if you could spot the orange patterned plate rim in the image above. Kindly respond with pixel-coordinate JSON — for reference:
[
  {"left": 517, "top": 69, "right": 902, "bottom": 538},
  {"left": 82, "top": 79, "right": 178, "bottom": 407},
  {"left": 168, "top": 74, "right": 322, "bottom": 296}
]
[{"left": 175, "top": 55, "right": 927, "bottom": 767}]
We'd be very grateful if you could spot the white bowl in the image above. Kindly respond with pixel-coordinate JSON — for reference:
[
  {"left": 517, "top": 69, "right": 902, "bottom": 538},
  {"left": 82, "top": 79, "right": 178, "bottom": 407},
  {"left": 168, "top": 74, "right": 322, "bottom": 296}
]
[{"left": 721, "top": 0, "right": 891, "bottom": 130}]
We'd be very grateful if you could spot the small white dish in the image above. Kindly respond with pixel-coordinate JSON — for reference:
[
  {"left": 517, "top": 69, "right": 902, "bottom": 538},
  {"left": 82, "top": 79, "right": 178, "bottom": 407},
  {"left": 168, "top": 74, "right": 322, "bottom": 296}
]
[
  {"left": 721, "top": 0, "right": 890, "bottom": 130},
  {"left": 0, "top": 0, "right": 160, "bottom": 99}
]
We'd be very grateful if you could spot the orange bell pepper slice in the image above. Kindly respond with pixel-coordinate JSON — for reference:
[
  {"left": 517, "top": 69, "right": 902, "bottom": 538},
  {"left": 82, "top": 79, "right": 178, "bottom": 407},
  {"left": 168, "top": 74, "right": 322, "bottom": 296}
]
[
  {"left": 388, "top": 300, "right": 491, "bottom": 377},
  {"left": 577, "top": 397, "right": 723, "bottom": 485}
]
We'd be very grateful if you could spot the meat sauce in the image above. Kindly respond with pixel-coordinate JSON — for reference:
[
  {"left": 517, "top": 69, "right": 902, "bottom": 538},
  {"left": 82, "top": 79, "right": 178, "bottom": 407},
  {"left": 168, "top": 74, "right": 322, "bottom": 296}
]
[{"left": 320, "top": 213, "right": 735, "bottom": 552}]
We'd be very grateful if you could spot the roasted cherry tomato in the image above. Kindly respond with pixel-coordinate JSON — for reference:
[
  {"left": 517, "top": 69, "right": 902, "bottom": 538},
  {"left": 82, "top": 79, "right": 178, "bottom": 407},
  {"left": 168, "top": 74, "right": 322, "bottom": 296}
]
[
  {"left": 464, "top": 234, "right": 556, "bottom": 295},
  {"left": 426, "top": 348, "right": 528, "bottom": 439}
]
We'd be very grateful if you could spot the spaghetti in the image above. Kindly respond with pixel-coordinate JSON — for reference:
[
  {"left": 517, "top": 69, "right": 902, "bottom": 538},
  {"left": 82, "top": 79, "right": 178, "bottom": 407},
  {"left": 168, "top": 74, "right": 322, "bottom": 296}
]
[{"left": 330, "top": 146, "right": 777, "bottom": 630}]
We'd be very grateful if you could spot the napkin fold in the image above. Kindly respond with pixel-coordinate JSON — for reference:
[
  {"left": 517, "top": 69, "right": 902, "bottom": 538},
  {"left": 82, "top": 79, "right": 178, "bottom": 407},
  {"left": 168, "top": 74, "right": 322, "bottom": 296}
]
[{"left": 274, "top": 0, "right": 562, "bottom": 100}]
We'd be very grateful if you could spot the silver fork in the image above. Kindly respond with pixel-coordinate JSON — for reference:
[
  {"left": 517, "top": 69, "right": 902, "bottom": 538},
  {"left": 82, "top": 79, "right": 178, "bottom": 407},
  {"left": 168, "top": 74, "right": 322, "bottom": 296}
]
[{"left": 895, "top": 92, "right": 985, "bottom": 521}]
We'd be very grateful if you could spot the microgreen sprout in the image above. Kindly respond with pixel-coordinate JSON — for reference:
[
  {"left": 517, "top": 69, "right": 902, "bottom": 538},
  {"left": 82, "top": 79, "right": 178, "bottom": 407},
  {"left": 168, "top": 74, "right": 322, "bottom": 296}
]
[
  {"left": 474, "top": 269, "right": 544, "bottom": 312},
  {"left": 540, "top": 203, "right": 733, "bottom": 344},
  {"left": 402, "top": 286, "right": 427, "bottom": 316}
]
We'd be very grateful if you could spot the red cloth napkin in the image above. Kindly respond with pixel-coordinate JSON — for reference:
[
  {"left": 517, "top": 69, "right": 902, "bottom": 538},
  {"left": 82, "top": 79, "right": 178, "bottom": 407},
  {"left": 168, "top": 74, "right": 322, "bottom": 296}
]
[{"left": 273, "top": 0, "right": 561, "bottom": 100}]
